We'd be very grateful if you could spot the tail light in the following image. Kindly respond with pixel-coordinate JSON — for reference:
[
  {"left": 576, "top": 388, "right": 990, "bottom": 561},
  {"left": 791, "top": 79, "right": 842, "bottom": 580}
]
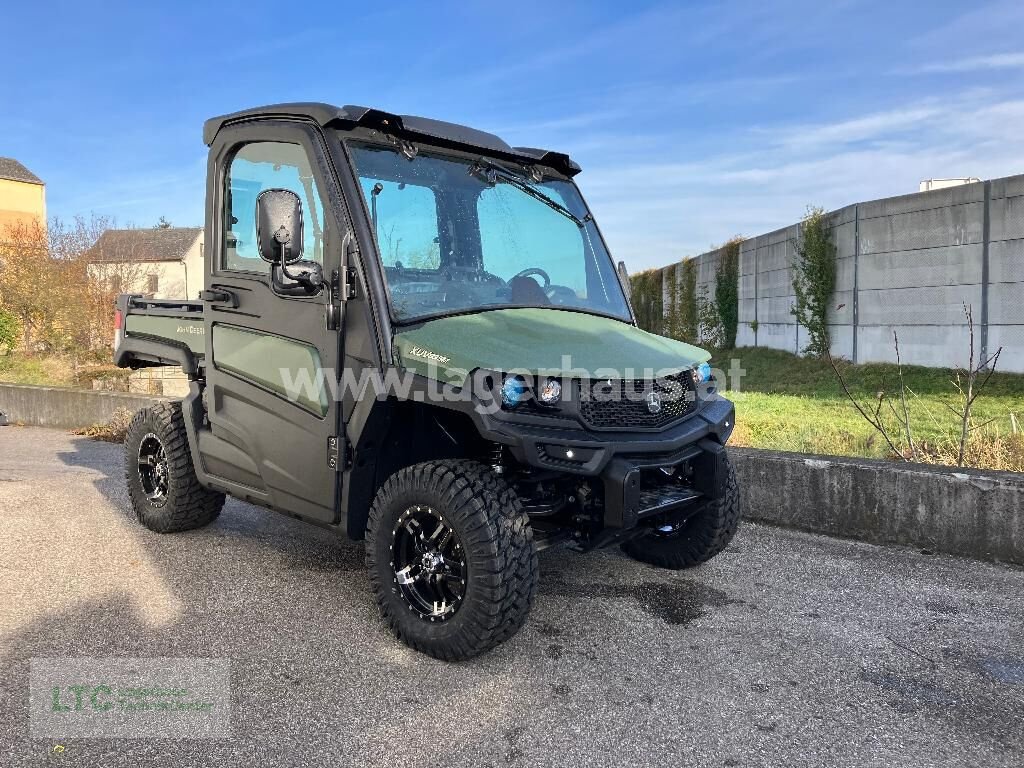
[{"left": 113, "top": 308, "right": 124, "bottom": 350}]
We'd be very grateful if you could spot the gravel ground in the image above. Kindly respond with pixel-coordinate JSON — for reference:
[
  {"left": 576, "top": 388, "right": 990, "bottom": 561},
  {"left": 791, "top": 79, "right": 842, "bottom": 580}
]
[{"left": 1, "top": 426, "right": 1022, "bottom": 767}]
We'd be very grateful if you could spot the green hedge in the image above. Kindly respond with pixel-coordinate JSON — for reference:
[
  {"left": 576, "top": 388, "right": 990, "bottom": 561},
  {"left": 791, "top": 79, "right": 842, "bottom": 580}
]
[
  {"left": 629, "top": 269, "right": 664, "bottom": 335},
  {"left": 714, "top": 238, "right": 742, "bottom": 349},
  {"left": 631, "top": 235, "right": 742, "bottom": 349}
]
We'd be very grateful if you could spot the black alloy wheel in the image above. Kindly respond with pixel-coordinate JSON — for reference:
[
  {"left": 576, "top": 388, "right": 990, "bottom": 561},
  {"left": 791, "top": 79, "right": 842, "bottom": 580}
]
[
  {"left": 137, "top": 433, "right": 169, "bottom": 506},
  {"left": 366, "top": 460, "right": 539, "bottom": 661},
  {"left": 392, "top": 505, "right": 466, "bottom": 621},
  {"left": 124, "top": 402, "right": 225, "bottom": 533}
]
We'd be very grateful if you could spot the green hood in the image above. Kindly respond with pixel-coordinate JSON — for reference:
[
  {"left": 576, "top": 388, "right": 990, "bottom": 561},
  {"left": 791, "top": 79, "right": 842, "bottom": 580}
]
[{"left": 393, "top": 308, "right": 709, "bottom": 385}]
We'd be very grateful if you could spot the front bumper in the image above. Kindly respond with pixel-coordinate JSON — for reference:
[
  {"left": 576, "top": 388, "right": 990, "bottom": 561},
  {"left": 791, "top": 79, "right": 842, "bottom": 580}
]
[
  {"left": 477, "top": 395, "right": 735, "bottom": 532},
  {"left": 601, "top": 437, "right": 729, "bottom": 531},
  {"left": 479, "top": 394, "right": 734, "bottom": 473}
]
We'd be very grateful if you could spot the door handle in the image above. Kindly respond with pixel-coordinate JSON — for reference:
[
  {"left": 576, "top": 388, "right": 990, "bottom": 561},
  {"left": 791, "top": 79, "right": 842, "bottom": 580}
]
[{"left": 199, "top": 288, "right": 238, "bottom": 308}]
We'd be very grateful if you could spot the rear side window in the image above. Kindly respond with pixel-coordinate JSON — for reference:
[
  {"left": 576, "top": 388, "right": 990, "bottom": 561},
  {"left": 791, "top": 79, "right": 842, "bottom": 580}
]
[{"left": 223, "top": 142, "right": 325, "bottom": 272}]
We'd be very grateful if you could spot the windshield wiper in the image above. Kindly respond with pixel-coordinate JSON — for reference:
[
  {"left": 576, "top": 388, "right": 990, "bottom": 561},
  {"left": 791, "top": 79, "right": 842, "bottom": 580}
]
[{"left": 469, "top": 160, "right": 592, "bottom": 228}]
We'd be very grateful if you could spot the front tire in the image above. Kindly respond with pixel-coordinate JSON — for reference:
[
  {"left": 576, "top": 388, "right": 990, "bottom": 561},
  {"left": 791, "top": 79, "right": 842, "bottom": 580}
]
[
  {"left": 366, "top": 460, "right": 538, "bottom": 661},
  {"left": 124, "top": 402, "right": 224, "bottom": 533},
  {"left": 622, "top": 452, "right": 741, "bottom": 569}
]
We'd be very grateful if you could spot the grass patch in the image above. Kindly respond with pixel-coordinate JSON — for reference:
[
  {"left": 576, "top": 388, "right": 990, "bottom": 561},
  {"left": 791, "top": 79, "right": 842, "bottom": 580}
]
[
  {"left": 0, "top": 353, "right": 75, "bottom": 386},
  {"left": 711, "top": 347, "right": 1024, "bottom": 472},
  {"left": 0, "top": 352, "right": 127, "bottom": 389}
]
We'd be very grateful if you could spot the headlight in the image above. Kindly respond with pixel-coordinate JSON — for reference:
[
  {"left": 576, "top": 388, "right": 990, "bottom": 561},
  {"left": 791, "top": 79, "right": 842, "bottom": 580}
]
[
  {"left": 538, "top": 378, "right": 562, "bottom": 405},
  {"left": 693, "top": 362, "right": 712, "bottom": 384},
  {"left": 500, "top": 375, "right": 528, "bottom": 408}
]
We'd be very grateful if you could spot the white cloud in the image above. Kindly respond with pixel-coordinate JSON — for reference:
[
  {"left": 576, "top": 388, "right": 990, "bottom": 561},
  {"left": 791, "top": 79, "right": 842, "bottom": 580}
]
[
  {"left": 757, "top": 106, "right": 943, "bottom": 149},
  {"left": 911, "top": 52, "right": 1024, "bottom": 74},
  {"left": 579, "top": 91, "right": 1024, "bottom": 271}
]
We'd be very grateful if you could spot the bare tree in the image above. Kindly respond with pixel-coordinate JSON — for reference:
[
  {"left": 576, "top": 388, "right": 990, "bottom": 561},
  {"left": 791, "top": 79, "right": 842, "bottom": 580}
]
[
  {"left": 827, "top": 342, "right": 910, "bottom": 461},
  {"left": 0, "top": 215, "right": 150, "bottom": 355},
  {"left": 77, "top": 223, "right": 169, "bottom": 350},
  {"left": 827, "top": 302, "right": 1004, "bottom": 467},
  {"left": 947, "top": 303, "right": 1003, "bottom": 466},
  {"left": 0, "top": 219, "right": 54, "bottom": 350}
]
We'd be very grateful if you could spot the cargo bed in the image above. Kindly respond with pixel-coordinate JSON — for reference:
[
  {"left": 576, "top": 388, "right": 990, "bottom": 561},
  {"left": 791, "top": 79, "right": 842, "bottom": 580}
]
[{"left": 114, "top": 294, "right": 206, "bottom": 374}]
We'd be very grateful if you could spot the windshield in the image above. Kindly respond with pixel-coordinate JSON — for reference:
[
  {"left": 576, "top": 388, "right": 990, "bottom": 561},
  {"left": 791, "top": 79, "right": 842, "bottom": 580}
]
[{"left": 347, "top": 142, "right": 632, "bottom": 324}]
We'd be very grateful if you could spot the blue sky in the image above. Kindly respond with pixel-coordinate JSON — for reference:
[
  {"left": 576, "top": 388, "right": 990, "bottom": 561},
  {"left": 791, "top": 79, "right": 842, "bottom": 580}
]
[{"left": 3, "top": 0, "right": 1023, "bottom": 270}]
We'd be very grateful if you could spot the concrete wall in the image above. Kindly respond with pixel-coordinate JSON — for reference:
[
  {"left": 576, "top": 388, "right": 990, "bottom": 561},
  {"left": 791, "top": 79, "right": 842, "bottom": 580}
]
[
  {"left": 733, "top": 447, "right": 1024, "bottom": 566},
  {"left": 661, "top": 173, "right": 1024, "bottom": 372},
  {"left": 2, "top": 383, "right": 1020, "bottom": 566},
  {"left": 0, "top": 383, "right": 167, "bottom": 429}
]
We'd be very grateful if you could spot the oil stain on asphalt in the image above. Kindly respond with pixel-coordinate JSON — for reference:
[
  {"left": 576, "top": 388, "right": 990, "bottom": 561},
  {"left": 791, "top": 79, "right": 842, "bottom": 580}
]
[
  {"left": 980, "top": 658, "right": 1024, "bottom": 685},
  {"left": 539, "top": 577, "right": 741, "bottom": 625}
]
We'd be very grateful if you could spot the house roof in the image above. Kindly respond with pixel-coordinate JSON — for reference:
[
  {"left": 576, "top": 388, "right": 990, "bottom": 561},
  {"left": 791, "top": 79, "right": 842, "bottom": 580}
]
[
  {"left": 86, "top": 227, "right": 203, "bottom": 264},
  {"left": 0, "top": 157, "right": 43, "bottom": 185}
]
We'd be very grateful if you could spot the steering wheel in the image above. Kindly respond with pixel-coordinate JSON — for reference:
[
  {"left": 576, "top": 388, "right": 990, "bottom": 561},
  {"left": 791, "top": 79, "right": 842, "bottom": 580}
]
[{"left": 512, "top": 267, "right": 550, "bottom": 288}]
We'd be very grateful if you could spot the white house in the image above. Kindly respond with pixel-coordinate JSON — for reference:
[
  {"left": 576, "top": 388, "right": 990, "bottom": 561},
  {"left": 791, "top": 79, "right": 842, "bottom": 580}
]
[{"left": 85, "top": 227, "right": 203, "bottom": 299}]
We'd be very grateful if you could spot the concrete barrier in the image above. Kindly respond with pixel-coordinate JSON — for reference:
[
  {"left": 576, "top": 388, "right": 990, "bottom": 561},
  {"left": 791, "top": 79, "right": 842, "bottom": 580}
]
[
  {"left": 1, "top": 382, "right": 1022, "bottom": 565},
  {"left": 732, "top": 447, "right": 1024, "bottom": 566},
  {"left": 0, "top": 383, "right": 167, "bottom": 430}
]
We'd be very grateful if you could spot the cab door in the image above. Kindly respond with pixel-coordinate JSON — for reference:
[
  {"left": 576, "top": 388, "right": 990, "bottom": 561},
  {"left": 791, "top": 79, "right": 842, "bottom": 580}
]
[{"left": 200, "top": 123, "right": 342, "bottom": 524}]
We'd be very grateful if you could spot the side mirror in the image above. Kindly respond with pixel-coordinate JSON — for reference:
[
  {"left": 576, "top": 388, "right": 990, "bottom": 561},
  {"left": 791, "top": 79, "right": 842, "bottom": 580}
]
[
  {"left": 617, "top": 260, "right": 632, "bottom": 299},
  {"left": 256, "top": 188, "right": 303, "bottom": 264},
  {"left": 272, "top": 259, "right": 324, "bottom": 296}
]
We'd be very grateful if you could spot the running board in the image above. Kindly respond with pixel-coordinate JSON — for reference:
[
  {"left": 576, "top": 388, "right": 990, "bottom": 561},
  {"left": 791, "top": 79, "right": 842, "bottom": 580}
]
[{"left": 531, "top": 526, "right": 573, "bottom": 552}]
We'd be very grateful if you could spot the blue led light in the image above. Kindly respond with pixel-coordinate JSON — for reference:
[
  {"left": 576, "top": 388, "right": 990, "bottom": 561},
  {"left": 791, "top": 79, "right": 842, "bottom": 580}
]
[{"left": 501, "top": 376, "right": 528, "bottom": 408}]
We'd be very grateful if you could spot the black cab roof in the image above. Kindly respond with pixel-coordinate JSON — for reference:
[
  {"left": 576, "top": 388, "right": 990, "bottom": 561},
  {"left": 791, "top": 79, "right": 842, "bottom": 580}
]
[{"left": 203, "top": 103, "right": 581, "bottom": 177}]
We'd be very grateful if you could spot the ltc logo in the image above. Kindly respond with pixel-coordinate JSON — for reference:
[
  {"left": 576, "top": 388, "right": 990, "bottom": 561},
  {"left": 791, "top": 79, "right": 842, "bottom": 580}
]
[{"left": 645, "top": 391, "right": 663, "bottom": 414}]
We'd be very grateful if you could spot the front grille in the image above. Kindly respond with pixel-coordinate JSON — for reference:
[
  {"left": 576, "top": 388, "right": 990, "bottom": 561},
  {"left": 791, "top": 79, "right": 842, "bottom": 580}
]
[{"left": 577, "top": 371, "right": 698, "bottom": 430}]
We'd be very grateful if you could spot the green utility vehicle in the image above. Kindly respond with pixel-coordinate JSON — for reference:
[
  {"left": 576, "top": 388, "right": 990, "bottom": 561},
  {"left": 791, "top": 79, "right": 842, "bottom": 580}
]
[{"left": 115, "top": 103, "right": 740, "bottom": 660}]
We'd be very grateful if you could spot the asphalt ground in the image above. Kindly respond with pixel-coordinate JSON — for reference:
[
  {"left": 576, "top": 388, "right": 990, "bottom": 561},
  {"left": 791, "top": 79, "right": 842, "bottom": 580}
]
[{"left": 1, "top": 426, "right": 1022, "bottom": 767}]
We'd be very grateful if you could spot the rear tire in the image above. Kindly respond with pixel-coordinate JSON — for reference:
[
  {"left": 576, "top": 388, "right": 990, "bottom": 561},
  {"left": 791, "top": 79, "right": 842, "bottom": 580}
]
[
  {"left": 124, "top": 402, "right": 224, "bottom": 533},
  {"left": 366, "top": 460, "right": 538, "bottom": 661},
  {"left": 622, "top": 452, "right": 741, "bottom": 569}
]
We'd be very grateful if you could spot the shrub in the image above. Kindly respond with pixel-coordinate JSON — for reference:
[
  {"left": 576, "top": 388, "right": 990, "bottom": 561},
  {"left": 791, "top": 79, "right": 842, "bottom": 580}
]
[
  {"left": 74, "top": 366, "right": 131, "bottom": 391},
  {"left": 629, "top": 269, "right": 664, "bottom": 334},
  {"left": 0, "top": 309, "right": 18, "bottom": 354},
  {"left": 714, "top": 237, "right": 742, "bottom": 349},
  {"left": 663, "top": 263, "right": 678, "bottom": 338},
  {"left": 697, "top": 287, "right": 725, "bottom": 350},
  {"left": 73, "top": 407, "right": 134, "bottom": 442},
  {"left": 791, "top": 207, "right": 836, "bottom": 357},
  {"left": 677, "top": 259, "right": 698, "bottom": 342}
]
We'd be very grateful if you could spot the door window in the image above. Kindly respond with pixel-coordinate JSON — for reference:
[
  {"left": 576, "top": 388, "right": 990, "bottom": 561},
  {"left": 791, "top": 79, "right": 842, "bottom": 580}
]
[{"left": 223, "top": 142, "right": 325, "bottom": 272}]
